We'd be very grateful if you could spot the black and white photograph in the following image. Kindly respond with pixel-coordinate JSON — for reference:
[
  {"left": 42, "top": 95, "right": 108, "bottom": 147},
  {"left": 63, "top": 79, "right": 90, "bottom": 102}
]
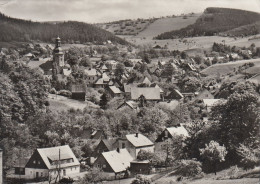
[{"left": 0, "top": 0, "right": 259, "bottom": 183}]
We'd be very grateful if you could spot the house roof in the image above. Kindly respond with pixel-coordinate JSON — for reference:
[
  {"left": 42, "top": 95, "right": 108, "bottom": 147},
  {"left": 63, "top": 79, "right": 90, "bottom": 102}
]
[
  {"left": 126, "top": 134, "right": 154, "bottom": 148},
  {"left": 101, "top": 149, "right": 134, "bottom": 173},
  {"left": 63, "top": 69, "right": 71, "bottom": 76},
  {"left": 101, "top": 139, "right": 117, "bottom": 151},
  {"left": 109, "top": 86, "right": 122, "bottom": 94},
  {"left": 117, "top": 100, "right": 138, "bottom": 110},
  {"left": 142, "top": 77, "right": 152, "bottom": 85},
  {"left": 131, "top": 87, "right": 161, "bottom": 100},
  {"left": 202, "top": 99, "right": 222, "bottom": 107},
  {"left": 84, "top": 68, "right": 97, "bottom": 76},
  {"left": 124, "top": 83, "right": 139, "bottom": 93},
  {"left": 102, "top": 73, "right": 110, "bottom": 82},
  {"left": 36, "top": 145, "right": 80, "bottom": 170},
  {"left": 71, "top": 84, "right": 85, "bottom": 93},
  {"left": 166, "top": 126, "right": 189, "bottom": 137},
  {"left": 95, "top": 78, "right": 105, "bottom": 85}
]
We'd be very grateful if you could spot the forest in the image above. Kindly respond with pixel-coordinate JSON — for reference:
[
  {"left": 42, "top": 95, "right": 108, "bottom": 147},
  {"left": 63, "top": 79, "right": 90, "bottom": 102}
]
[{"left": 0, "top": 13, "right": 128, "bottom": 45}]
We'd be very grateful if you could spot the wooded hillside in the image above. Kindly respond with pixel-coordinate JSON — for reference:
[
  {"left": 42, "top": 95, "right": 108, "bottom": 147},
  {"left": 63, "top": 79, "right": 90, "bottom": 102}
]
[
  {"left": 0, "top": 13, "right": 128, "bottom": 45},
  {"left": 156, "top": 8, "right": 260, "bottom": 39}
]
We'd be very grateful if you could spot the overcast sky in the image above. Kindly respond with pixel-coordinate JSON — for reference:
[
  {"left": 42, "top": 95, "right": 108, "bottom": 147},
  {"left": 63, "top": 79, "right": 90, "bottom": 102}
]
[{"left": 0, "top": 0, "right": 259, "bottom": 23}]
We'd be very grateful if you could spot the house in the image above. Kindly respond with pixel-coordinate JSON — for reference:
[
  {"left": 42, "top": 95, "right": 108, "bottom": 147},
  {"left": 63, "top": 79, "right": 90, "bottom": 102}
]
[
  {"left": 165, "top": 89, "right": 183, "bottom": 100},
  {"left": 84, "top": 68, "right": 98, "bottom": 86},
  {"left": 182, "top": 93, "right": 195, "bottom": 101},
  {"left": 108, "top": 86, "right": 123, "bottom": 98},
  {"left": 117, "top": 101, "right": 139, "bottom": 111},
  {"left": 130, "top": 88, "right": 161, "bottom": 101},
  {"left": 71, "top": 84, "right": 86, "bottom": 101},
  {"left": 155, "top": 126, "right": 189, "bottom": 151},
  {"left": 115, "top": 133, "right": 154, "bottom": 159},
  {"left": 93, "top": 148, "right": 134, "bottom": 174},
  {"left": 94, "top": 78, "right": 106, "bottom": 88},
  {"left": 142, "top": 77, "right": 152, "bottom": 86},
  {"left": 94, "top": 139, "right": 117, "bottom": 156},
  {"left": 130, "top": 160, "right": 150, "bottom": 174},
  {"left": 9, "top": 145, "right": 80, "bottom": 180}
]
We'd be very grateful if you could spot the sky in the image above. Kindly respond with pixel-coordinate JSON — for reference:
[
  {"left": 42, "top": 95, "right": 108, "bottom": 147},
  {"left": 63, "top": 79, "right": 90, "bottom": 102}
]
[{"left": 0, "top": 0, "right": 259, "bottom": 23}]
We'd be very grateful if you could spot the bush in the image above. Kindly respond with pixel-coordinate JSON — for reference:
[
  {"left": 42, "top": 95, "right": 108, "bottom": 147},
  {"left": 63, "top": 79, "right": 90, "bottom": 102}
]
[
  {"left": 131, "top": 175, "right": 151, "bottom": 184},
  {"left": 59, "top": 177, "right": 74, "bottom": 184},
  {"left": 57, "top": 90, "right": 72, "bottom": 98},
  {"left": 49, "top": 88, "right": 57, "bottom": 94},
  {"left": 176, "top": 159, "right": 202, "bottom": 177}
]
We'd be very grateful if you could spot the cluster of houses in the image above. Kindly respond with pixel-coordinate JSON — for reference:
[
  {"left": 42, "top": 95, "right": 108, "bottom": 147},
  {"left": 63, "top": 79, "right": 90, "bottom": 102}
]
[{"left": 8, "top": 125, "right": 190, "bottom": 181}]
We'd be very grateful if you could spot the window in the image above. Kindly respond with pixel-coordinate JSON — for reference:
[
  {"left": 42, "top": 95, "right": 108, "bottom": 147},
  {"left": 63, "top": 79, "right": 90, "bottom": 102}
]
[
  {"left": 71, "top": 168, "right": 72, "bottom": 171},
  {"left": 103, "top": 164, "right": 106, "bottom": 168},
  {"left": 38, "top": 161, "right": 41, "bottom": 164},
  {"left": 41, "top": 172, "right": 43, "bottom": 177},
  {"left": 122, "top": 143, "right": 126, "bottom": 149},
  {"left": 75, "top": 167, "right": 77, "bottom": 170},
  {"left": 33, "top": 160, "right": 36, "bottom": 164},
  {"left": 63, "top": 169, "right": 66, "bottom": 176}
]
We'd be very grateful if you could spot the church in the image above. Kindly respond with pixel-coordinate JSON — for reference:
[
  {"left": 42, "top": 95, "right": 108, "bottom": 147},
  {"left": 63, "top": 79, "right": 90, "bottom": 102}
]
[{"left": 52, "top": 36, "right": 65, "bottom": 77}]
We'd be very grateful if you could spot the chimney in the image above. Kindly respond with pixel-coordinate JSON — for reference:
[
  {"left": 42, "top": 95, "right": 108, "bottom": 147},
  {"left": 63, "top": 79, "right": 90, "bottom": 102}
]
[
  {"left": 136, "top": 133, "right": 138, "bottom": 137},
  {"left": 116, "top": 148, "right": 120, "bottom": 153}
]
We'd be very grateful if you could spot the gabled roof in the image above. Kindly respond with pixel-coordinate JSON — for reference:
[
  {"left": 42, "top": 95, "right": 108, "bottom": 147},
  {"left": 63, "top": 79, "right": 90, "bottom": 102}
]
[
  {"left": 131, "top": 87, "right": 160, "bottom": 100},
  {"left": 109, "top": 86, "right": 122, "bottom": 94},
  {"left": 101, "top": 65, "right": 108, "bottom": 70},
  {"left": 101, "top": 139, "right": 117, "bottom": 151},
  {"left": 150, "top": 83, "right": 164, "bottom": 93},
  {"left": 84, "top": 68, "right": 97, "bottom": 76},
  {"left": 126, "top": 134, "right": 154, "bottom": 148},
  {"left": 36, "top": 145, "right": 80, "bottom": 170},
  {"left": 142, "top": 77, "right": 152, "bottom": 85},
  {"left": 117, "top": 100, "right": 139, "bottom": 110},
  {"left": 101, "top": 149, "right": 134, "bottom": 173},
  {"left": 166, "top": 126, "right": 189, "bottom": 137},
  {"left": 124, "top": 83, "right": 139, "bottom": 93},
  {"left": 102, "top": 73, "right": 110, "bottom": 82},
  {"left": 95, "top": 78, "right": 105, "bottom": 85}
]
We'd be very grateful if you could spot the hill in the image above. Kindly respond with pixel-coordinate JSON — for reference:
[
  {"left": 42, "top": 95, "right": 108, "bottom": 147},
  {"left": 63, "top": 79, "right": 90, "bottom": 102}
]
[
  {"left": 201, "top": 58, "right": 260, "bottom": 77},
  {"left": 137, "top": 14, "right": 200, "bottom": 39},
  {"left": 0, "top": 13, "right": 128, "bottom": 45},
  {"left": 96, "top": 18, "right": 157, "bottom": 36},
  {"left": 156, "top": 7, "right": 260, "bottom": 39},
  {"left": 221, "top": 21, "right": 260, "bottom": 37}
]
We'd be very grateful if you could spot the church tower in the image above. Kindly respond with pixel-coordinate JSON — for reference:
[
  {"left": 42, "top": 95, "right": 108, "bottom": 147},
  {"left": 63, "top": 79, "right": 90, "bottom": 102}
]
[{"left": 52, "top": 36, "right": 64, "bottom": 77}]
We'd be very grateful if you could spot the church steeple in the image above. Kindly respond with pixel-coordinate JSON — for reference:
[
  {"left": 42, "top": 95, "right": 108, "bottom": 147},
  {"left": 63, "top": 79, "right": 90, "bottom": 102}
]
[{"left": 52, "top": 36, "right": 65, "bottom": 77}]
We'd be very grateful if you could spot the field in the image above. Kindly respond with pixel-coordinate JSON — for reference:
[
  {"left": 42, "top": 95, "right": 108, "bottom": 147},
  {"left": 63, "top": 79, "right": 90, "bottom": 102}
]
[
  {"left": 201, "top": 58, "right": 260, "bottom": 77},
  {"left": 48, "top": 94, "right": 99, "bottom": 111},
  {"left": 137, "top": 14, "right": 200, "bottom": 39}
]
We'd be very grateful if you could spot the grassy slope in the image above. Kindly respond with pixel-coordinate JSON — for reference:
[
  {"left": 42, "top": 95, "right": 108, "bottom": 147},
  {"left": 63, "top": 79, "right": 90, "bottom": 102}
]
[
  {"left": 156, "top": 7, "right": 260, "bottom": 39},
  {"left": 201, "top": 58, "right": 260, "bottom": 77},
  {"left": 137, "top": 14, "right": 200, "bottom": 39},
  {"left": 48, "top": 94, "right": 99, "bottom": 111}
]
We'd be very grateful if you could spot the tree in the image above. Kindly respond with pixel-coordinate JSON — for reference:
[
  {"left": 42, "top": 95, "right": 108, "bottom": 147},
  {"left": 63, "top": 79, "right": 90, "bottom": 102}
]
[
  {"left": 211, "top": 91, "right": 259, "bottom": 150},
  {"left": 175, "top": 159, "right": 202, "bottom": 177},
  {"left": 236, "top": 144, "right": 260, "bottom": 170},
  {"left": 131, "top": 175, "right": 151, "bottom": 184},
  {"left": 200, "top": 141, "right": 227, "bottom": 175},
  {"left": 80, "top": 56, "right": 91, "bottom": 67},
  {"left": 78, "top": 168, "right": 106, "bottom": 184},
  {"left": 162, "top": 62, "right": 175, "bottom": 77},
  {"left": 100, "top": 93, "right": 108, "bottom": 109},
  {"left": 114, "top": 63, "right": 125, "bottom": 79}
]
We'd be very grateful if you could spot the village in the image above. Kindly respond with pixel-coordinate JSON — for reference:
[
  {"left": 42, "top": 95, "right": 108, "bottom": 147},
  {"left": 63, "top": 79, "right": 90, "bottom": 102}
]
[
  {"left": 0, "top": 31, "right": 259, "bottom": 183},
  {"left": 0, "top": 3, "right": 260, "bottom": 184}
]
